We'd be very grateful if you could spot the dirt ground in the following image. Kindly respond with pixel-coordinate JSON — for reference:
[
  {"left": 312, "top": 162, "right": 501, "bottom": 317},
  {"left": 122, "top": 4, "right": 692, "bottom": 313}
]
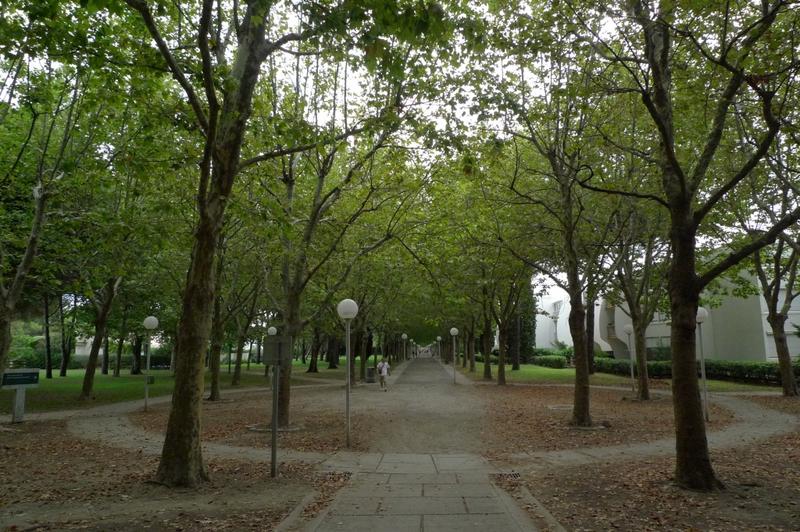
[
  {"left": 0, "top": 420, "right": 333, "bottom": 531},
  {"left": 521, "top": 427, "right": 800, "bottom": 531},
  {"left": 1, "top": 370, "right": 797, "bottom": 531},
  {"left": 481, "top": 385, "right": 734, "bottom": 457},
  {"left": 130, "top": 387, "right": 374, "bottom": 453}
]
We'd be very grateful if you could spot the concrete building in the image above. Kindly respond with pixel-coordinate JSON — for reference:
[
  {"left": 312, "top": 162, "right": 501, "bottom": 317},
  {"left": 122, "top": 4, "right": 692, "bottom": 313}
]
[{"left": 535, "top": 285, "right": 800, "bottom": 362}]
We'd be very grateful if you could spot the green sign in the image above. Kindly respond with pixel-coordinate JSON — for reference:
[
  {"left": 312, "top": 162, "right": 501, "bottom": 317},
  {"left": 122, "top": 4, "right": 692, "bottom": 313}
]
[{"left": 1, "top": 370, "right": 39, "bottom": 387}]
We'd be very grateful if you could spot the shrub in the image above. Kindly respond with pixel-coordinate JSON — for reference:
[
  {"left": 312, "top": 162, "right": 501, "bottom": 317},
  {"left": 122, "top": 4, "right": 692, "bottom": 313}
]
[
  {"left": 531, "top": 355, "right": 568, "bottom": 369},
  {"left": 594, "top": 357, "right": 800, "bottom": 384},
  {"left": 646, "top": 346, "right": 671, "bottom": 361},
  {"left": 593, "top": 357, "right": 632, "bottom": 375}
]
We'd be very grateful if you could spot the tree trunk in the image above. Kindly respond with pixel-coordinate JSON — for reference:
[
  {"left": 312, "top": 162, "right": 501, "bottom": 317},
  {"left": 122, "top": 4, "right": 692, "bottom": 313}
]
[
  {"left": 634, "top": 323, "right": 650, "bottom": 400},
  {"left": 155, "top": 211, "right": 222, "bottom": 487},
  {"left": 0, "top": 184, "right": 46, "bottom": 374},
  {"left": 44, "top": 295, "right": 53, "bottom": 379},
  {"left": 497, "top": 324, "right": 507, "bottom": 385},
  {"left": 586, "top": 300, "right": 595, "bottom": 374},
  {"left": 669, "top": 217, "right": 721, "bottom": 490},
  {"left": 512, "top": 314, "right": 521, "bottom": 370},
  {"left": 482, "top": 317, "right": 493, "bottom": 380},
  {"left": 326, "top": 336, "right": 338, "bottom": 369},
  {"left": 307, "top": 328, "right": 320, "bottom": 373},
  {"left": 278, "top": 356, "right": 292, "bottom": 427},
  {"left": 0, "top": 311, "right": 10, "bottom": 375},
  {"left": 768, "top": 313, "right": 798, "bottom": 396},
  {"left": 114, "top": 309, "right": 128, "bottom": 378},
  {"left": 359, "top": 331, "right": 368, "bottom": 382},
  {"left": 59, "top": 295, "right": 75, "bottom": 377},
  {"left": 467, "top": 328, "right": 476, "bottom": 372},
  {"left": 352, "top": 329, "right": 362, "bottom": 383},
  {"left": 131, "top": 335, "right": 142, "bottom": 375},
  {"left": 231, "top": 330, "right": 246, "bottom": 386},
  {"left": 81, "top": 278, "right": 121, "bottom": 399},
  {"left": 568, "top": 294, "right": 591, "bottom": 427},
  {"left": 101, "top": 334, "right": 110, "bottom": 375}
]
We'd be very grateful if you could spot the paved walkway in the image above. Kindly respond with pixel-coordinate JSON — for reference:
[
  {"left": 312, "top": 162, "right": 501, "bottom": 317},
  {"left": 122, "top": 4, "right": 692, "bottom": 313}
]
[{"left": 303, "top": 357, "right": 537, "bottom": 531}]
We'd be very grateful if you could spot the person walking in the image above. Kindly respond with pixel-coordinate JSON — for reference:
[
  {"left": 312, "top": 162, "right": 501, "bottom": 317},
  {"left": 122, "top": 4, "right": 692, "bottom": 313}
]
[{"left": 377, "top": 358, "right": 390, "bottom": 391}]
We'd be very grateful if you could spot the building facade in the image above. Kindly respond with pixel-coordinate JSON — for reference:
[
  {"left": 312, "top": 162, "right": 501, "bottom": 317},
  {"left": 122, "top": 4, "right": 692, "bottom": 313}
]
[{"left": 535, "top": 285, "right": 800, "bottom": 362}]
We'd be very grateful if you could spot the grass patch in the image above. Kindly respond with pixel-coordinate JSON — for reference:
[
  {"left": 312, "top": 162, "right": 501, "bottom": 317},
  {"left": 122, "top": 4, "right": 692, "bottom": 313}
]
[
  {"left": 459, "top": 363, "right": 778, "bottom": 392},
  {"left": 0, "top": 360, "right": 349, "bottom": 414}
]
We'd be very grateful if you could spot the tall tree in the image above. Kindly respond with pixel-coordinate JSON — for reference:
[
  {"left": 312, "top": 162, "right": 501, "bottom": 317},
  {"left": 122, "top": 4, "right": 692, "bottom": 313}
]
[{"left": 576, "top": 0, "right": 800, "bottom": 489}]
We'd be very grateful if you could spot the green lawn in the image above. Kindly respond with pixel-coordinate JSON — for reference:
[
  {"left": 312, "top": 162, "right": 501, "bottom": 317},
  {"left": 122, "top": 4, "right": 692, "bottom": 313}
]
[
  {"left": 0, "top": 360, "right": 347, "bottom": 415},
  {"left": 458, "top": 362, "right": 779, "bottom": 392}
]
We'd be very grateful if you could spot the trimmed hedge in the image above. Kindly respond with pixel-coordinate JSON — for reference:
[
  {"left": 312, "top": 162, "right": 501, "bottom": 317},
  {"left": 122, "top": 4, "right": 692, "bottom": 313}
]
[
  {"left": 531, "top": 355, "right": 568, "bottom": 369},
  {"left": 594, "top": 357, "right": 800, "bottom": 384}
]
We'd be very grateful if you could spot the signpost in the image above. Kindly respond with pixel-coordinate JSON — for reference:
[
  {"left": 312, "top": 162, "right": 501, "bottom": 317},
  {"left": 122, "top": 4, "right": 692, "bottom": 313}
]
[
  {"left": 264, "top": 334, "right": 292, "bottom": 478},
  {"left": 1, "top": 369, "right": 39, "bottom": 423}
]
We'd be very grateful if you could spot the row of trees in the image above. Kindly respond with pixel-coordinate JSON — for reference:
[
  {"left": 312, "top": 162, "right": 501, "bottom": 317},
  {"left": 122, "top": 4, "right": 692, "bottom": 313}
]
[{"left": 3, "top": 0, "right": 799, "bottom": 493}]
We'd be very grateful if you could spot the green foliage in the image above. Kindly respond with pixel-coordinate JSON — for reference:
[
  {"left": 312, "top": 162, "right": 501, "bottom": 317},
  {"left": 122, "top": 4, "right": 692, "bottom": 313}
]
[
  {"left": 646, "top": 346, "right": 672, "bottom": 362},
  {"left": 530, "top": 355, "right": 568, "bottom": 369},
  {"left": 593, "top": 357, "right": 800, "bottom": 385}
]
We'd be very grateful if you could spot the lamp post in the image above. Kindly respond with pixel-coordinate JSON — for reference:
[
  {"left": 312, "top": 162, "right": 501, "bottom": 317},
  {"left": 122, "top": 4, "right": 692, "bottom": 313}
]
[
  {"left": 337, "top": 299, "right": 359, "bottom": 448},
  {"left": 696, "top": 307, "right": 710, "bottom": 422},
  {"left": 437, "top": 336, "right": 441, "bottom": 360},
  {"left": 267, "top": 325, "right": 278, "bottom": 477},
  {"left": 450, "top": 327, "right": 458, "bottom": 384},
  {"left": 622, "top": 323, "right": 635, "bottom": 393},
  {"left": 411, "top": 339, "right": 416, "bottom": 358},
  {"left": 142, "top": 316, "right": 158, "bottom": 411},
  {"left": 401, "top": 333, "right": 408, "bottom": 361}
]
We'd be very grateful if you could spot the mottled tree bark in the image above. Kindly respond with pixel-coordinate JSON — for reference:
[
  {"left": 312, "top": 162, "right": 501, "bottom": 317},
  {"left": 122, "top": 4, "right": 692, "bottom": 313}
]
[
  {"left": 497, "top": 324, "right": 507, "bottom": 385},
  {"left": 131, "top": 335, "right": 143, "bottom": 375},
  {"left": 768, "top": 314, "right": 797, "bottom": 396},
  {"left": 568, "top": 294, "right": 591, "bottom": 427},
  {"left": 585, "top": 300, "right": 595, "bottom": 374},
  {"left": 482, "top": 318, "right": 493, "bottom": 381},
  {"left": 81, "top": 277, "right": 122, "bottom": 399},
  {"left": 44, "top": 295, "right": 53, "bottom": 379},
  {"left": 101, "top": 334, "right": 110, "bottom": 375}
]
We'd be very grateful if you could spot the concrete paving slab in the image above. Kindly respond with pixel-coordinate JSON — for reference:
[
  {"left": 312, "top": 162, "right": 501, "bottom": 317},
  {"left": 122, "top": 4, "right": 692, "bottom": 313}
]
[
  {"left": 349, "top": 472, "right": 390, "bottom": 484},
  {"left": 376, "top": 462, "right": 438, "bottom": 474},
  {"left": 319, "top": 452, "right": 382, "bottom": 471},
  {"left": 423, "top": 483, "right": 495, "bottom": 497},
  {"left": 380, "top": 453, "right": 436, "bottom": 464},
  {"left": 388, "top": 473, "right": 457, "bottom": 484},
  {"left": 338, "top": 484, "right": 422, "bottom": 498},
  {"left": 432, "top": 455, "right": 493, "bottom": 471},
  {"left": 315, "top": 515, "right": 421, "bottom": 532},
  {"left": 326, "top": 498, "right": 381, "bottom": 516},
  {"left": 455, "top": 472, "right": 491, "bottom": 484},
  {"left": 378, "top": 496, "right": 467, "bottom": 515},
  {"left": 464, "top": 496, "right": 506, "bottom": 514},
  {"left": 422, "top": 513, "right": 526, "bottom": 531}
]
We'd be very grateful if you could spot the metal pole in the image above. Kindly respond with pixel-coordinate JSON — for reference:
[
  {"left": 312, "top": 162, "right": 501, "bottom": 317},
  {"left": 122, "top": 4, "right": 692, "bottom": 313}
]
[
  {"left": 345, "top": 319, "right": 351, "bottom": 448},
  {"left": 144, "top": 332, "right": 151, "bottom": 411},
  {"left": 698, "top": 324, "right": 709, "bottom": 422},
  {"left": 626, "top": 332, "right": 635, "bottom": 393},
  {"left": 271, "top": 342, "right": 280, "bottom": 478}
]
